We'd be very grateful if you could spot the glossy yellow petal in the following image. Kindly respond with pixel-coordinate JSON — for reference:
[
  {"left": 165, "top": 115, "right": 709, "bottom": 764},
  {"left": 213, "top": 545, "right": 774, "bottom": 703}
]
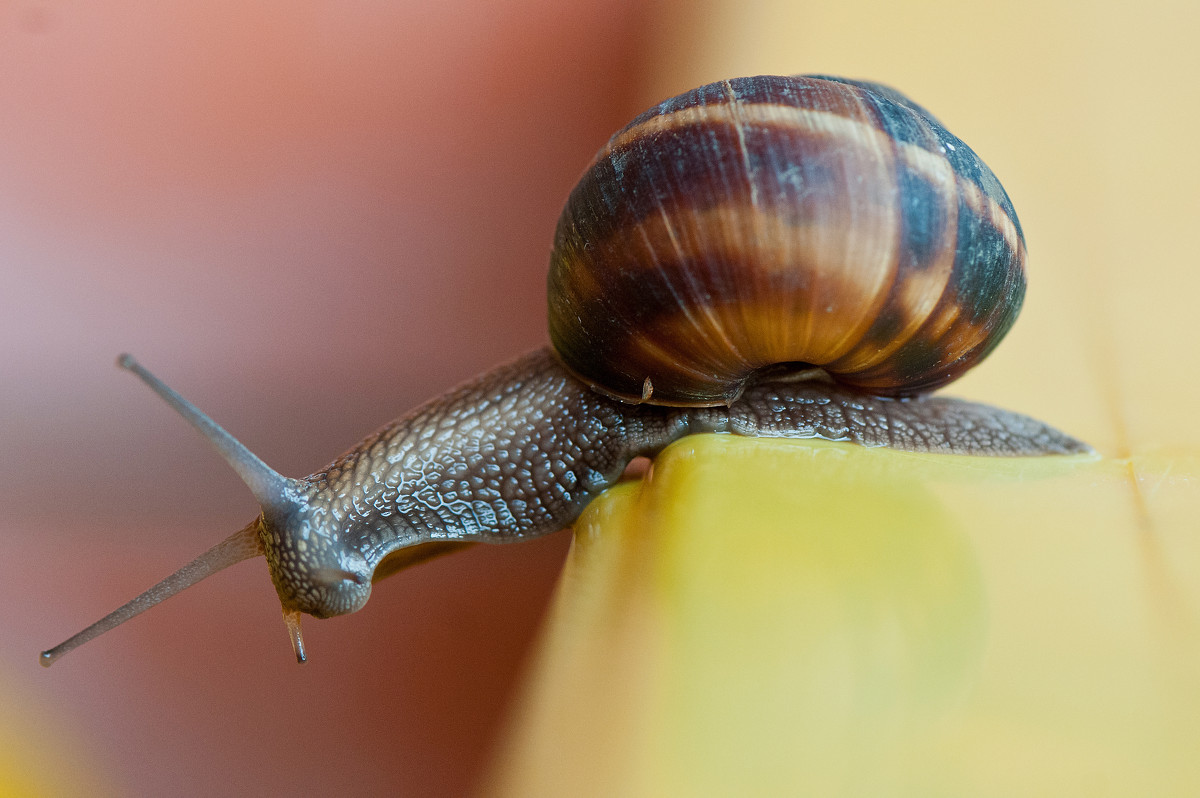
[{"left": 490, "top": 436, "right": 1199, "bottom": 796}]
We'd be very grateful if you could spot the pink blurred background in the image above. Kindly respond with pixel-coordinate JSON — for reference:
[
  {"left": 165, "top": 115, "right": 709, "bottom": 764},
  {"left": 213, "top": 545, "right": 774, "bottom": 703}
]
[{"left": 0, "top": 2, "right": 673, "bottom": 794}]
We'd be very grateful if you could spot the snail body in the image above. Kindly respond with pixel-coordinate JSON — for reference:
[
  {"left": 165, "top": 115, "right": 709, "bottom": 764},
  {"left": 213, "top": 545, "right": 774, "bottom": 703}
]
[{"left": 42, "top": 76, "right": 1088, "bottom": 666}]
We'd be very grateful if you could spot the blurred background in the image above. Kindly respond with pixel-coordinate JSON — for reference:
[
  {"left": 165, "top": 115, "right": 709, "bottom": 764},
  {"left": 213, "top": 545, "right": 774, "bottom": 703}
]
[{"left": 2, "top": 0, "right": 1197, "bottom": 795}]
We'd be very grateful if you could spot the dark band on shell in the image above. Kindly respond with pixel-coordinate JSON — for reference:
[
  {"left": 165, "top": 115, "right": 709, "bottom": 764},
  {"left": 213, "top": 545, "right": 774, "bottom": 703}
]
[{"left": 548, "top": 74, "right": 1026, "bottom": 405}]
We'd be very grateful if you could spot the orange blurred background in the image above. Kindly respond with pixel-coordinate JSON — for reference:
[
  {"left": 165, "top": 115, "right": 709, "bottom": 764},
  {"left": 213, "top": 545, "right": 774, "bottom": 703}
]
[{"left": 1, "top": 2, "right": 665, "bottom": 794}]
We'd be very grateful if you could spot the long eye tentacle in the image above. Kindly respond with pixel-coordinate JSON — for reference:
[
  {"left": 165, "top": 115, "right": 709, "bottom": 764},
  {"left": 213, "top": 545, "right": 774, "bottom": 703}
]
[
  {"left": 116, "top": 354, "right": 296, "bottom": 514},
  {"left": 40, "top": 521, "right": 264, "bottom": 667}
]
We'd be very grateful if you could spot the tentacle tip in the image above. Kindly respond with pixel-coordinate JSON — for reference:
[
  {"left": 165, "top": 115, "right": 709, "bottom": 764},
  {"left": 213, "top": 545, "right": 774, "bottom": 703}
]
[
  {"left": 283, "top": 608, "right": 307, "bottom": 664},
  {"left": 116, "top": 353, "right": 137, "bottom": 371},
  {"left": 38, "top": 650, "right": 57, "bottom": 668}
]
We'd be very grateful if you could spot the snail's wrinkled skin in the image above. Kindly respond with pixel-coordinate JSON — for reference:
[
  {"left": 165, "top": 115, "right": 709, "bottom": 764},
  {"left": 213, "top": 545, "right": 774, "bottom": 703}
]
[{"left": 268, "top": 348, "right": 1089, "bottom": 618}]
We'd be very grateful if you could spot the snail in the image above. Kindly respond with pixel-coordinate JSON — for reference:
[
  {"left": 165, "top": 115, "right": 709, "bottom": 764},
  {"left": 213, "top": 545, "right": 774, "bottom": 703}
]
[{"left": 41, "top": 74, "right": 1089, "bottom": 667}]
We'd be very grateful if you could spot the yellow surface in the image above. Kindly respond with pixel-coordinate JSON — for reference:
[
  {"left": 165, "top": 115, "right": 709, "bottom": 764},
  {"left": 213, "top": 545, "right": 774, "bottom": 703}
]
[
  {"left": 490, "top": 437, "right": 1199, "bottom": 796},
  {"left": 490, "top": 2, "right": 1200, "bottom": 794},
  {"left": 0, "top": 669, "right": 108, "bottom": 798}
]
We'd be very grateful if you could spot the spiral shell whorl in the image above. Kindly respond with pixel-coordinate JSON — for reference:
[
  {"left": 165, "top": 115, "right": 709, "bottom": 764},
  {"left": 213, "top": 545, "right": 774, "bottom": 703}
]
[{"left": 548, "top": 75, "right": 1026, "bottom": 405}]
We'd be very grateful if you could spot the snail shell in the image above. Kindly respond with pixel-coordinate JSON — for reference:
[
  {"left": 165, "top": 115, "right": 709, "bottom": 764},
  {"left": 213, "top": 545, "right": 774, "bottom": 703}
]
[{"left": 549, "top": 75, "right": 1026, "bottom": 406}]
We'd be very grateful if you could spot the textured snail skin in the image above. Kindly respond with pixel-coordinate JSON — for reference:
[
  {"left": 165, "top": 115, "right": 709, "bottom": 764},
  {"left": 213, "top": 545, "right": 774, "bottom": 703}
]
[
  {"left": 268, "top": 348, "right": 1088, "bottom": 618},
  {"left": 550, "top": 75, "right": 1026, "bottom": 405}
]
